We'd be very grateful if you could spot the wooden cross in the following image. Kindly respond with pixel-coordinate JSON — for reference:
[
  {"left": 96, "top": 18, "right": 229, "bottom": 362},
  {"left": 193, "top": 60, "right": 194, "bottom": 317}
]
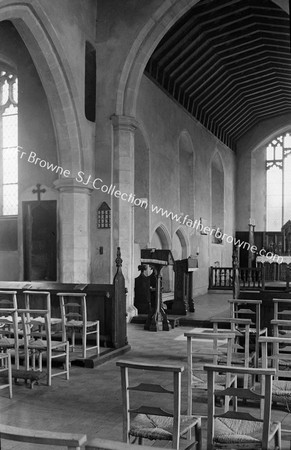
[{"left": 32, "top": 184, "right": 46, "bottom": 201}]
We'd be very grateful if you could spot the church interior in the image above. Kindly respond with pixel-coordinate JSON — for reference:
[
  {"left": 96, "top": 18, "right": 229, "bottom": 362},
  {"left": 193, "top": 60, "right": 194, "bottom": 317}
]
[{"left": 0, "top": 0, "right": 291, "bottom": 448}]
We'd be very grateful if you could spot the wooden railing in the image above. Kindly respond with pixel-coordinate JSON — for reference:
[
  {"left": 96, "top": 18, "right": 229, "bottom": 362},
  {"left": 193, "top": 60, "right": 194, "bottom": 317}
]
[
  {"left": 209, "top": 267, "right": 233, "bottom": 289},
  {"left": 239, "top": 267, "right": 262, "bottom": 289},
  {"left": 209, "top": 267, "right": 262, "bottom": 290}
]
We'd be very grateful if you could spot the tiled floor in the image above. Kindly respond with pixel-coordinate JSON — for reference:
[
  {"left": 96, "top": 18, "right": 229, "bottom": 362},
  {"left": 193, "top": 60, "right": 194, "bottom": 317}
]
[{"left": 0, "top": 291, "right": 290, "bottom": 449}]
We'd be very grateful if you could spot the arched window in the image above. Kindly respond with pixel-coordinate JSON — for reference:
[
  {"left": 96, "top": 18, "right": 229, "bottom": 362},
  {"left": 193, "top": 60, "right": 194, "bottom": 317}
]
[
  {"left": 211, "top": 153, "right": 224, "bottom": 243},
  {"left": 266, "top": 132, "right": 291, "bottom": 231},
  {"left": 0, "top": 68, "right": 18, "bottom": 216}
]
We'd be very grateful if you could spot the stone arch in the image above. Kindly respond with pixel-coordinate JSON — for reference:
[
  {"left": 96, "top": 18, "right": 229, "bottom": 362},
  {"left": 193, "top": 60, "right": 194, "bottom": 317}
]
[
  {"left": 251, "top": 126, "right": 291, "bottom": 232},
  {"left": 179, "top": 130, "right": 196, "bottom": 161},
  {"left": 0, "top": 1, "right": 83, "bottom": 173},
  {"left": 252, "top": 124, "right": 291, "bottom": 154},
  {"left": 116, "top": 0, "right": 287, "bottom": 118},
  {"left": 116, "top": 0, "right": 201, "bottom": 116},
  {"left": 150, "top": 224, "right": 172, "bottom": 292},
  {"left": 151, "top": 224, "right": 171, "bottom": 250},
  {"left": 173, "top": 227, "right": 189, "bottom": 260}
]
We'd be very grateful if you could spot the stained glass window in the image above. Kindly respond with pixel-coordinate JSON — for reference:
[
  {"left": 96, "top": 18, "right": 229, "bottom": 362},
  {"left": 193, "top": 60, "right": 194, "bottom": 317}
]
[
  {"left": 266, "top": 132, "right": 291, "bottom": 231},
  {"left": 0, "top": 70, "right": 18, "bottom": 215}
]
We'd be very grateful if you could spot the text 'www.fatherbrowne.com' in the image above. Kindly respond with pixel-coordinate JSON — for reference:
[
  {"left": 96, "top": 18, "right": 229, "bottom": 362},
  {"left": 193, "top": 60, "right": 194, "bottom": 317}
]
[{"left": 20, "top": 148, "right": 281, "bottom": 262}]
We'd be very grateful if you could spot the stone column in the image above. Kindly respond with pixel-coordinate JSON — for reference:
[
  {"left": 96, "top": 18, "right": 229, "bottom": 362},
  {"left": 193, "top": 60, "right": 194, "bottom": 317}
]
[
  {"left": 111, "top": 114, "right": 138, "bottom": 318},
  {"left": 54, "top": 178, "right": 92, "bottom": 283}
]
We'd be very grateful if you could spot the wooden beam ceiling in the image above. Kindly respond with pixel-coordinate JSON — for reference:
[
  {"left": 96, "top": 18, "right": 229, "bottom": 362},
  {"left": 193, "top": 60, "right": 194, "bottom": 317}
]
[{"left": 145, "top": 0, "right": 291, "bottom": 151}]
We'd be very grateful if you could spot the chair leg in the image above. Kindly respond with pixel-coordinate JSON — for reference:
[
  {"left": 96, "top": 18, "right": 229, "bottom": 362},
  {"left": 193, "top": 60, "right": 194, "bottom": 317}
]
[
  {"left": 96, "top": 323, "right": 100, "bottom": 355},
  {"left": 195, "top": 420, "right": 202, "bottom": 450},
  {"left": 82, "top": 327, "right": 86, "bottom": 359},
  {"left": 7, "top": 353, "right": 12, "bottom": 399},
  {"left": 39, "top": 352, "right": 43, "bottom": 372},
  {"left": 274, "top": 424, "right": 281, "bottom": 450},
  {"left": 66, "top": 341, "right": 70, "bottom": 380},
  {"left": 71, "top": 329, "right": 75, "bottom": 351},
  {"left": 15, "top": 346, "right": 19, "bottom": 370},
  {"left": 47, "top": 350, "right": 52, "bottom": 387},
  {"left": 24, "top": 347, "right": 29, "bottom": 371}
]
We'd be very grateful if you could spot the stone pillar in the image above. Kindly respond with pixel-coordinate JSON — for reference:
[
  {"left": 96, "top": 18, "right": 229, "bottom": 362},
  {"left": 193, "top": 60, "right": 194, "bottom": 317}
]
[
  {"left": 54, "top": 178, "right": 91, "bottom": 283},
  {"left": 111, "top": 115, "right": 138, "bottom": 318}
]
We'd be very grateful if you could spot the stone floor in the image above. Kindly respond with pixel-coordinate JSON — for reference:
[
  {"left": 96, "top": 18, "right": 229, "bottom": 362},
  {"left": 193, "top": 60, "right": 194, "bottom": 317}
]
[{"left": 0, "top": 291, "right": 290, "bottom": 449}]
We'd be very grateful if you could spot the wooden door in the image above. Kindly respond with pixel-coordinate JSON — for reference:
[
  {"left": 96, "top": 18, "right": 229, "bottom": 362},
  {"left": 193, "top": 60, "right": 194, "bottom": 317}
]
[{"left": 23, "top": 201, "right": 57, "bottom": 281}]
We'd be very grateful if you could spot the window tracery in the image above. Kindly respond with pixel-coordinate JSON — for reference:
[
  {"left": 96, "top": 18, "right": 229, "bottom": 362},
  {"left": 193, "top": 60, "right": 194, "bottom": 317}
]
[{"left": 0, "top": 68, "right": 18, "bottom": 216}]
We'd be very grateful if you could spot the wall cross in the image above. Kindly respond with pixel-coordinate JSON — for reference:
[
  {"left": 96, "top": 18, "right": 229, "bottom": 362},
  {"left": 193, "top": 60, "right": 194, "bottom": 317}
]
[{"left": 32, "top": 184, "right": 46, "bottom": 201}]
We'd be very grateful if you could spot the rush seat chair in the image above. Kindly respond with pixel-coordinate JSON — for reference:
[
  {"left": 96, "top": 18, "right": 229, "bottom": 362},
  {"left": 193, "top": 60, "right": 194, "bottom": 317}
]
[{"left": 116, "top": 360, "right": 202, "bottom": 449}]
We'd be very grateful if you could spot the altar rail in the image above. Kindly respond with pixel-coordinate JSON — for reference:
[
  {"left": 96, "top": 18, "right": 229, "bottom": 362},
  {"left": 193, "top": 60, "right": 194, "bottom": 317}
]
[{"left": 209, "top": 266, "right": 262, "bottom": 290}]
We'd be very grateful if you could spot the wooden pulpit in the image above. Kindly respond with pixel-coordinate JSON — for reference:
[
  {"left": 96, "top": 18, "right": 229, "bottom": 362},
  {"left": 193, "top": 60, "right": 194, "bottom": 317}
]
[{"left": 141, "top": 249, "right": 174, "bottom": 331}]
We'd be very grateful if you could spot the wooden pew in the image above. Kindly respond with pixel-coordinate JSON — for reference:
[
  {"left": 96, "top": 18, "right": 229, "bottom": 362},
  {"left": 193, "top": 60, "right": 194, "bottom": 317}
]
[
  {"left": 0, "top": 426, "right": 164, "bottom": 450},
  {"left": 0, "top": 424, "right": 86, "bottom": 449},
  {"left": 0, "top": 248, "right": 127, "bottom": 351}
]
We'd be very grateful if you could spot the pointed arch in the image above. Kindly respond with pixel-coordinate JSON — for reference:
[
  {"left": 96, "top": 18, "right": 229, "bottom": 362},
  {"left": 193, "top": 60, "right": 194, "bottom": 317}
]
[
  {"left": 116, "top": 0, "right": 288, "bottom": 117},
  {"left": 0, "top": 1, "right": 83, "bottom": 172},
  {"left": 150, "top": 224, "right": 171, "bottom": 250},
  {"left": 174, "top": 227, "right": 189, "bottom": 259},
  {"left": 116, "top": 0, "right": 202, "bottom": 116}
]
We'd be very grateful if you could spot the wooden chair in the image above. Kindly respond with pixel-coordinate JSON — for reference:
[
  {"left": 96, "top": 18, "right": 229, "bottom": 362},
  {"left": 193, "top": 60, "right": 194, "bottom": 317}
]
[
  {"left": 273, "top": 298, "right": 291, "bottom": 323},
  {"left": 0, "top": 424, "right": 86, "bottom": 449},
  {"left": 204, "top": 364, "right": 281, "bottom": 450},
  {"left": 0, "top": 352, "right": 12, "bottom": 398},
  {"left": 260, "top": 335, "right": 291, "bottom": 409},
  {"left": 272, "top": 298, "right": 291, "bottom": 342},
  {"left": 19, "top": 308, "right": 69, "bottom": 386},
  {"left": 185, "top": 331, "right": 236, "bottom": 415},
  {"left": 229, "top": 299, "right": 267, "bottom": 367},
  {"left": 0, "top": 290, "right": 21, "bottom": 369},
  {"left": 23, "top": 290, "right": 63, "bottom": 330},
  {"left": 211, "top": 317, "right": 254, "bottom": 388},
  {"left": 58, "top": 293, "right": 100, "bottom": 359},
  {"left": 116, "top": 360, "right": 202, "bottom": 449}
]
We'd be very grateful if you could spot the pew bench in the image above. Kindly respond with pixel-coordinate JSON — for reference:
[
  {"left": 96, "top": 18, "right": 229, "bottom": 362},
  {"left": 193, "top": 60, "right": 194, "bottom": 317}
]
[
  {"left": 85, "top": 438, "right": 161, "bottom": 449},
  {"left": 0, "top": 424, "right": 87, "bottom": 449}
]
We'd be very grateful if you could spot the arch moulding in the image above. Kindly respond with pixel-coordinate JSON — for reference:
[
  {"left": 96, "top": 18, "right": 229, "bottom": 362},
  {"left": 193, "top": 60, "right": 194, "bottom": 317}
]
[
  {"left": 116, "top": 0, "right": 289, "bottom": 119},
  {"left": 0, "top": 1, "right": 83, "bottom": 173}
]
